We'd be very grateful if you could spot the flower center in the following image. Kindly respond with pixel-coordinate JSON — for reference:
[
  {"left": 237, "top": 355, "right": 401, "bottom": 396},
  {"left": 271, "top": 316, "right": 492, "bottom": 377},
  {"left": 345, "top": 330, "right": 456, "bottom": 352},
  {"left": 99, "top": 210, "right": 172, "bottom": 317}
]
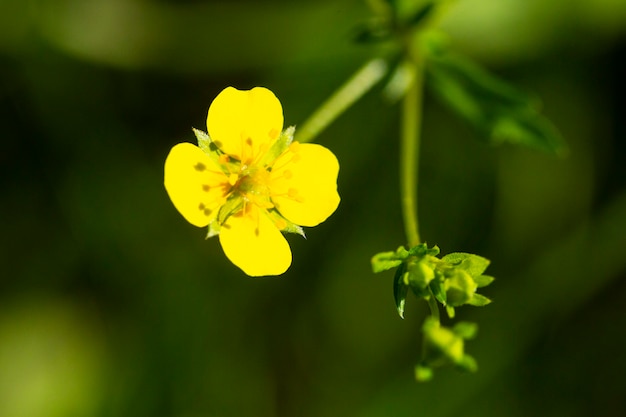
[{"left": 231, "top": 165, "right": 273, "bottom": 210}]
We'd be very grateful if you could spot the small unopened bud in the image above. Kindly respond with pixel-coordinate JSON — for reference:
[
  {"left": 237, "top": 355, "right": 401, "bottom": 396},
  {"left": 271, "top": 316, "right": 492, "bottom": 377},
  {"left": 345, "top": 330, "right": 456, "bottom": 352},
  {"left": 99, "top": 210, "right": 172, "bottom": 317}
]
[{"left": 444, "top": 270, "right": 478, "bottom": 307}]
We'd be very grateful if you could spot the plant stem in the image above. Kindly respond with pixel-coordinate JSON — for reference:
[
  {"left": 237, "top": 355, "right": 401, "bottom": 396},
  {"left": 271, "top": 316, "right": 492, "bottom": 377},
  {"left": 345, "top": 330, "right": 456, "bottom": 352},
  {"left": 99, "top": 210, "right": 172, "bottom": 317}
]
[
  {"left": 400, "top": 57, "right": 423, "bottom": 248},
  {"left": 401, "top": 48, "right": 441, "bottom": 323},
  {"left": 296, "top": 58, "right": 388, "bottom": 144}
]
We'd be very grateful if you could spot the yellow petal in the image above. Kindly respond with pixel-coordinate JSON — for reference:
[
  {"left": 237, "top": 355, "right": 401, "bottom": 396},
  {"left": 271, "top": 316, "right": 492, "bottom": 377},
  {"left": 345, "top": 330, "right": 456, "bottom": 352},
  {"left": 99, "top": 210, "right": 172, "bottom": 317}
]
[
  {"left": 207, "top": 86, "right": 283, "bottom": 164},
  {"left": 270, "top": 143, "right": 340, "bottom": 227},
  {"left": 219, "top": 206, "right": 292, "bottom": 276},
  {"left": 164, "top": 143, "right": 228, "bottom": 227}
]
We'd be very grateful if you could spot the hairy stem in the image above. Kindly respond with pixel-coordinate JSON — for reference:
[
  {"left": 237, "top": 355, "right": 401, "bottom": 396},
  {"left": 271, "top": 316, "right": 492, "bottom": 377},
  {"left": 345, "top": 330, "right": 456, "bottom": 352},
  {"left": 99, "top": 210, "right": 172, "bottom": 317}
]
[{"left": 400, "top": 57, "right": 423, "bottom": 248}]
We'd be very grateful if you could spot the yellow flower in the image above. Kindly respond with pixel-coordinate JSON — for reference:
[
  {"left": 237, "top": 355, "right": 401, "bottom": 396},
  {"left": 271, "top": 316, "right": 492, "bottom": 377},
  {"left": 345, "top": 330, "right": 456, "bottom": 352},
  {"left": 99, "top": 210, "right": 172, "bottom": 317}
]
[{"left": 164, "top": 87, "right": 340, "bottom": 276}]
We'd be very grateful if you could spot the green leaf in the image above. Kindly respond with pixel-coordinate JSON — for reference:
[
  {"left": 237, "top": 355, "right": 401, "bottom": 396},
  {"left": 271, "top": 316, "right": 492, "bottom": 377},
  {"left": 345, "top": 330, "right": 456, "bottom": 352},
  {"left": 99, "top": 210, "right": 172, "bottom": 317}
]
[
  {"left": 408, "top": 243, "right": 440, "bottom": 257},
  {"left": 453, "top": 322, "right": 478, "bottom": 340},
  {"left": 467, "top": 293, "right": 492, "bottom": 307},
  {"left": 371, "top": 246, "right": 409, "bottom": 273},
  {"left": 474, "top": 274, "right": 495, "bottom": 288},
  {"left": 441, "top": 252, "right": 490, "bottom": 277},
  {"left": 429, "top": 279, "right": 447, "bottom": 305},
  {"left": 425, "top": 50, "right": 567, "bottom": 155},
  {"left": 393, "top": 264, "right": 409, "bottom": 318},
  {"left": 415, "top": 364, "right": 434, "bottom": 382}
]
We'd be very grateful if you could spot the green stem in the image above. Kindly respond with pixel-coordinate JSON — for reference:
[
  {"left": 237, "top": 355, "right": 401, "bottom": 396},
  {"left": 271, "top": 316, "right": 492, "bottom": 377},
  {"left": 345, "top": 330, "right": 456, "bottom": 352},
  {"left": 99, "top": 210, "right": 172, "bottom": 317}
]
[
  {"left": 401, "top": 48, "right": 441, "bottom": 323},
  {"left": 296, "top": 58, "right": 388, "bottom": 144},
  {"left": 400, "top": 57, "right": 423, "bottom": 248}
]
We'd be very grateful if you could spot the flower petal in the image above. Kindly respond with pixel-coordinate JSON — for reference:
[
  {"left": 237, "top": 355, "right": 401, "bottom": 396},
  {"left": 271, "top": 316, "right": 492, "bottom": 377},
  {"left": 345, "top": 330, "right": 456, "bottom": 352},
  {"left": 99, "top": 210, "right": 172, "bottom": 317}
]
[
  {"left": 207, "top": 87, "right": 284, "bottom": 164},
  {"left": 270, "top": 143, "right": 340, "bottom": 227},
  {"left": 164, "top": 143, "right": 228, "bottom": 227},
  {"left": 219, "top": 206, "right": 292, "bottom": 276}
]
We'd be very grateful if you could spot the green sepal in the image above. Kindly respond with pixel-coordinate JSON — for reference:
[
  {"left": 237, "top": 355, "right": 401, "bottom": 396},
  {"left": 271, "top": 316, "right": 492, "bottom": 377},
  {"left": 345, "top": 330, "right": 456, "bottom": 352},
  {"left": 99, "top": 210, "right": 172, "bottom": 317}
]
[
  {"left": 259, "top": 126, "right": 295, "bottom": 167},
  {"left": 216, "top": 196, "right": 243, "bottom": 225},
  {"left": 205, "top": 220, "right": 221, "bottom": 239},
  {"left": 457, "top": 354, "right": 478, "bottom": 373},
  {"left": 441, "top": 252, "right": 490, "bottom": 278},
  {"left": 393, "top": 263, "right": 409, "bottom": 319},
  {"left": 425, "top": 49, "right": 567, "bottom": 156},
  {"left": 193, "top": 127, "right": 237, "bottom": 174},
  {"left": 371, "top": 246, "right": 410, "bottom": 273},
  {"left": 266, "top": 209, "right": 305, "bottom": 238},
  {"left": 193, "top": 127, "right": 213, "bottom": 154},
  {"left": 452, "top": 321, "right": 478, "bottom": 340},
  {"left": 467, "top": 293, "right": 492, "bottom": 307},
  {"left": 414, "top": 364, "right": 434, "bottom": 382},
  {"left": 445, "top": 305, "right": 455, "bottom": 318},
  {"left": 474, "top": 274, "right": 495, "bottom": 288},
  {"left": 406, "top": 258, "right": 435, "bottom": 293}
]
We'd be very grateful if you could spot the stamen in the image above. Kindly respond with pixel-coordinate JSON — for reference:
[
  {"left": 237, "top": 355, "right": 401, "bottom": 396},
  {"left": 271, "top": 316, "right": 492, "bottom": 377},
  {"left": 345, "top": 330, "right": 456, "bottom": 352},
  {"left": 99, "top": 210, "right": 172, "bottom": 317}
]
[
  {"left": 194, "top": 162, "right": 206, "bottom": 171},
  {"left": 219, "top": 154, "right": 230, "bottom": 164},
  {"left": 228, "top": 173, "right": 238, "bottom": 186},
  {"left": 202, "top": 184, "right": 211, "bottom": 192}
]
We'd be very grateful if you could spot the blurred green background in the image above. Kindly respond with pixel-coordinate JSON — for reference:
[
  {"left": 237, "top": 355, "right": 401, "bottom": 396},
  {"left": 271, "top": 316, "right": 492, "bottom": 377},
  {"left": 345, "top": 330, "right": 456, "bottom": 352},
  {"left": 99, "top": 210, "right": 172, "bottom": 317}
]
[{"left": 1, "top": 0, "right": 626, "bottom": 416}]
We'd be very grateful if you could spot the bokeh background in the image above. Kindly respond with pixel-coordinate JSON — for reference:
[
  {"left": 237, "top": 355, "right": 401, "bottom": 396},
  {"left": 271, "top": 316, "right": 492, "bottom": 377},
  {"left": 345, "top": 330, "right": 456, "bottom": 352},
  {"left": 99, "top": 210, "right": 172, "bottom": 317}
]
[{"left": 1, "top": 0, "right": 626, "bottom": 416}]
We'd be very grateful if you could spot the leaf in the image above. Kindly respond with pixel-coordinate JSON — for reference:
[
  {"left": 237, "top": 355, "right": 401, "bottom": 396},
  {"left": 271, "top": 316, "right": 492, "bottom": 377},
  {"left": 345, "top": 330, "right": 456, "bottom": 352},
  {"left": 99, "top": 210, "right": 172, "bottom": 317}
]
[
  {"left": 371, "top": 246, "right": 409, "bottom": 273},
  {"left": 408, "top": 243, "right": 440, "bottom": 257},
  {"left": 425, "top": 50, "right": 567, "bottom": 156},
  {"left": 467, "top": 293, "right": 492, "bottom": 307},
  {"left": 393, "top": 263, "right": 409, "bottom": 318},
  {"left": 441, "top": 252, "right": 490, "bottom": 277},
  {"left": 429, "top": 279, "right": 447, "bottom": 305},
  {"left": 474, "top": 274, "right": 495, "bottom": 288}
]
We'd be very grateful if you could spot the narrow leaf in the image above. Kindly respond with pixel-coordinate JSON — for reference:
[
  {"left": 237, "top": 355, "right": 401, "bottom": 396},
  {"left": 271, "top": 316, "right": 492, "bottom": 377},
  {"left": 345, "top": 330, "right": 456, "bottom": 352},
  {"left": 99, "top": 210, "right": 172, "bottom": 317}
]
[
  {"left": 467, "top": 293, "right": 492, "bottom": 307},
  {"left": 474, "top": 274, "right": 495, "bottom": 288},
  {"left": 425, "top": 50, "right": 567, "bottom": 155},
  {"left": 393, "top": 263, "right": 409, "bottom": 318}
]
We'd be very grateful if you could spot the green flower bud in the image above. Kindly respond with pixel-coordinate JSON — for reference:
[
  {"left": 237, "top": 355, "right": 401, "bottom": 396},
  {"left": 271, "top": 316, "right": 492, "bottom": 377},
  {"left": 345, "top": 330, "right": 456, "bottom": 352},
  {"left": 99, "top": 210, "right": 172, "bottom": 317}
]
[
  {"left": 406, "top": 257, "right": 436, "bottom": 298},
  {"left": 444, "top": 269, "right": 478, "bottom": 307}
]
